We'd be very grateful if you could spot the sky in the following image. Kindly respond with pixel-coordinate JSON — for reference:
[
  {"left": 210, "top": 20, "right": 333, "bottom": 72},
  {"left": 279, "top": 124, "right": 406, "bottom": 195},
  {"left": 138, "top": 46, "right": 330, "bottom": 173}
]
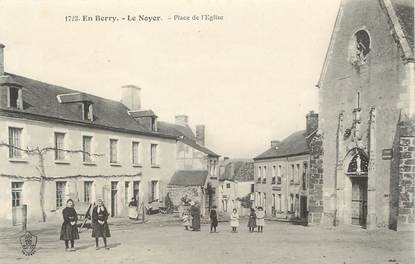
[{"left": 0, "top": 0, "right": 341, "bottom": 159}]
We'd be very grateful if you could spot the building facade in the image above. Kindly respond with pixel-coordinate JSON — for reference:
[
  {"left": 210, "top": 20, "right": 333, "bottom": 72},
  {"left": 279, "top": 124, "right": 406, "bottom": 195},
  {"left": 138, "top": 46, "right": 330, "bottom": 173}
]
[
  {"left": 253, "top": 112, "right": 318, "bottom": 221},
  {"left": 0, "top": 44, "right": 178, "bottom": 225},
  {"left": 309, "top": 0, "right": 414, "bottom": 230},
  {"left": 162, "top": 116, "right": 220, "bottom": 216},
  {"left": 218, "top": 158, "right": 254, "bottom": 216}
]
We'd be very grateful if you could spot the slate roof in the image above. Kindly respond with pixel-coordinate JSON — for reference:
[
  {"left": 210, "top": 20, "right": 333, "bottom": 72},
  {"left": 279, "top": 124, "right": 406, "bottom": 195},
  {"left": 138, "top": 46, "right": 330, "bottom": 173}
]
[
  {"left": 169, "top": 170, "right": 209, "bottom": 186},
  {"left": 0, "top": 73, "right": 176, "bottom": 139},
  {"left": 391, "top": 0, "right": 414, "bottom": 50},
  {"left": 220, "top": 159, "right": 254, "bottom": 182},
  {"left": 129, "top": 110, "right": 157, "bottom": 118},
  {"left": 157, "top": 121, "right": 220, "bottom": 157},
  {"left": 254, "top": 130, "right": 310, "bottom": 160}
]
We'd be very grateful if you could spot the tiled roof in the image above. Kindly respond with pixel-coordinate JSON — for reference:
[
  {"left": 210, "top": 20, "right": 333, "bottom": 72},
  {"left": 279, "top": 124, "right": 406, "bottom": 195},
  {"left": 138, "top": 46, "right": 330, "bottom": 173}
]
[
  {"left": 0, "top": 73, "right": 175, "bottom": 139},
  {"left": 168, "top": 170, "right": 208, "bottom": 186},
  {"left": 391, "top": 0, "right": 414, "bottom": 51},
  {"left": 254, "top": 130, "right": 310, "bottom": 160},
  {"left": 220, "top": 159, "right": 254, "bottom": 182}
]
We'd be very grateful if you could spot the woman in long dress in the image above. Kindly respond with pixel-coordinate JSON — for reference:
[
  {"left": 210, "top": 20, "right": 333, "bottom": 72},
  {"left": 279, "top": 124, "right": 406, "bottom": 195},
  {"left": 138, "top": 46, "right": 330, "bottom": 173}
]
[
  {"left": 92, "top": 199, "right": 111, "bottom": 250},
  {"left": 60, "top": 199, "right": 79, "bottom": 251},
  {"left": 230, "top": 208, "right": 239, "bottom": 233},
  {"left": 190, "top": 202, "right": 201, "bottom": 231}
]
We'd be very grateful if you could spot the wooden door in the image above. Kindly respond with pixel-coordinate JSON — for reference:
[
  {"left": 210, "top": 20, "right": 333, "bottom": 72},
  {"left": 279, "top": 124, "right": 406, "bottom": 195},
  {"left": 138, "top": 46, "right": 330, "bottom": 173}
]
[
  {"left": 300, "top": 196, "right": 308, "bottom": 219},
  {"left": 351, "top": 178, "right": 367, "bottom": 226}
]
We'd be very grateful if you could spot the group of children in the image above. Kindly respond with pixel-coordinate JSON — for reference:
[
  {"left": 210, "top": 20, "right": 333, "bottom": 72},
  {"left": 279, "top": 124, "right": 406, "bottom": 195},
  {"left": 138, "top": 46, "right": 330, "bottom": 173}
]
[
  {"left": 182, "top": 206, "right": 266, "bottom": 233},
  {"left": 59, "top": 198, "right": 111, "bottom": 252}
]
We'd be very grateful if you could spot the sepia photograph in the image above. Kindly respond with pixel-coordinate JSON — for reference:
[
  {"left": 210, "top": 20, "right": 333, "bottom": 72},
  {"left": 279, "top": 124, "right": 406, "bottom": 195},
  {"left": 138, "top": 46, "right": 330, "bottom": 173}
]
[{"left": 0, "top": 0, "right": 414, "bottom": 263}]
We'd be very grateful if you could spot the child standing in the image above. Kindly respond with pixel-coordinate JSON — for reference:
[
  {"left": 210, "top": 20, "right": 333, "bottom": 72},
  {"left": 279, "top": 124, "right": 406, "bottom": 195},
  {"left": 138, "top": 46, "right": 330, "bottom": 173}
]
[
  {"left": 182, "top": 211, "right": 191, "bottom": 230},
  {"left": 92, "top": 199, "right": 111, "bottom": 250},
  {"left": 247, "top": 207, "right": 257, "bottom": 232},
  {"left": 60, "top": 199, "right": 79, "bottom": 251},
  {"left": 230, "top": 208, "right": 239, "bottom": 233},
  {"left": 256, "top": 207, "right": 265, "bottom": 233},
  {"left": 210, "top": 206, "right": 218, "bottom": 233}
]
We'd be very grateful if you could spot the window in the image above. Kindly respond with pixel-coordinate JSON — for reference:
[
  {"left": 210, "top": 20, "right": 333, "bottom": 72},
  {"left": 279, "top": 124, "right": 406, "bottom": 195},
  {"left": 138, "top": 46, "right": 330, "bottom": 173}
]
[
  {"left": 125, "top": 181, "right": 130, "bottom": 205},
  {"left": 290, "top": 165, "right": 295, "bottom": 184},
  {"left": 56, "top": 182, "right": 66, "bottom": 208},
  {"left": 262, "top": 166, "right": 267, "bottom": 183},
  {"left": 289, "top": 194, "right": 294, "bottom": 212},
  {"left": 8, "top": 87, "right": 22, "bottom": 109},
  {"left": 83, "top": 103, "right": 93, "bottom": 121},
  {"left": 226, "top": 183, "right": 231, "bottom": 188},
  {"left": 277, "top": 165, "right": 282, "bottom": 184},
  {"left": 302, "top": 162, "right": 308, "bottom": 190},
  {"left": 296, "top": 164, "right": 301, "bottom": 184},
  {"left": 82, "top": 136, "right": 92, "bottom": 162},
  {"left": 348, "top": 29, "right": 371, "bottom": 67},
  {"left": 84, "top": 181, "right": 92, "bottom": 203},
  {"left": 133, "top": 181, "right": 140, "bottom": 202},
  {"left": 212, "top": 160, "right": 217, "bottom": 176},
  {"left": 257, "top": 166, "right": 262, "bottom": 183},
  {"left": 251, "top": 184, "right": 255, "bottom": 193},
  {"left": 110, "top": 139, "right": 118, "bottom": 163},
  {"left": 8, "top": 127, "right": 22, "bottom": 158},
  {"left": 132, "top": 141, "right": 140, "bottom": 164},
  {"left": 277, "top": 194, "right": 282, "bottom": 212},
  {"left": 11, "top": 182, "right": 23, "bottom": 207},
  {"left": 150, "top": 144, "right": 158, "bottom": 166},
  {"left": 54, "top": 132, "right": 66, "bottom": 160}
]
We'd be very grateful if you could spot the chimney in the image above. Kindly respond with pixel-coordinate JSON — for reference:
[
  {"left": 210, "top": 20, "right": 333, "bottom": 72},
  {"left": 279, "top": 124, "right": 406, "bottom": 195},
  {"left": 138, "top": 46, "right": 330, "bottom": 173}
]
[
  {"left": 175, "top": 115, "right": 189, "bottom": 126},
  {"left": 121, "top": 85, "right": 141, "bottom": 111},
  {"left": 0, "top": 44, "right": 5, "bottom": 76},
  {"left": 306, "top": 110, "right": 319, "bottom": 135},
  {"left": 271, "top": 140, "right": 280, "bottom": 148},
  {"left": 196, "top": 125, "right": 205, "bottom": 146}
]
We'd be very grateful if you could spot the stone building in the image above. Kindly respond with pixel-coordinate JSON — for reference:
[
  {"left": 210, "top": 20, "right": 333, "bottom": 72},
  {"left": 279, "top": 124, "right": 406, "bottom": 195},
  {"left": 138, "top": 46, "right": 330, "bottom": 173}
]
[
  {"left": 309, "top": 0, "right": 414, "bottom": 230},
  {"left": 253, "top": 112, "right": 318, "bottom": 221},
  {"left": 218, "top": 158, "right": 254, "bottom": 216},
  {"left": 0, "top": 43, "right": 180, "bottom": 225},
  {"left": 161, "top": 116, "right": 220, "bottom": 216}
]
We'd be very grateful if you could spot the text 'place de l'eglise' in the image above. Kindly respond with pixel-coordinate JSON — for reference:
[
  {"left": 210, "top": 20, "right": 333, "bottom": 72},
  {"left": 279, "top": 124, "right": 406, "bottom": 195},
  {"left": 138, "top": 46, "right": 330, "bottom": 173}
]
[{"left": 0, "top": 0, "right": 414, "bottom": 234}]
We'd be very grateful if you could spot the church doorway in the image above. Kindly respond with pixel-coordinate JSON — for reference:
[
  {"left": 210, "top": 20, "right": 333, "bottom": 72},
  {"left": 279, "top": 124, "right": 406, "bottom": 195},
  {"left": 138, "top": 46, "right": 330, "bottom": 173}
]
[{"left": 344, "top": 148, "right": 369, "bottom": 227}]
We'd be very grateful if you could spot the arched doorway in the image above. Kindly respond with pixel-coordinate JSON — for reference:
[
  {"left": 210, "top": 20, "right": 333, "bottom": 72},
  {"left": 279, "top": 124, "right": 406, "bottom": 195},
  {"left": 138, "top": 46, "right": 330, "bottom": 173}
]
[{"left": 344, "top": 148, "right": 368, "bottom": 227}]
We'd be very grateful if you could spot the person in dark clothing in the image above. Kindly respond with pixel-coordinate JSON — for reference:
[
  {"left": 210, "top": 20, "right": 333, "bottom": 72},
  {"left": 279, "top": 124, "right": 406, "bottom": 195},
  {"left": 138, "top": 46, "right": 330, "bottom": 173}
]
[
  {"left": 248, "top": 207, "right": 257, "bottom": 232},
  {"left": 210, "top": 206, "right": 218, "bottom": 233},
  {"left": 60, "top": 199, "right": 79, "bottom": 251},
  {"left": 190, "top": 202, "right": 201, "bottom": 231},
  {"left": 92, "top": 199, "right": 111, "bottom": 250}
]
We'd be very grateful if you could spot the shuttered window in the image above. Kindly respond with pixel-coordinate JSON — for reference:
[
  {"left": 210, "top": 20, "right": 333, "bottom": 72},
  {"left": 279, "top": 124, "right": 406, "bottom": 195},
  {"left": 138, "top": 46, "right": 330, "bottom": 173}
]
[
  {"left": 84, "top": 181, "right": 92, "bottom": 203},
  {"left": 110, "top": 139, "right": 118, "bottom": 163},
  {"left": 132, "top": 141, "right": 140, "bottom": 164},
  {"left": 150, "top": 144, "right": 158, "bottom": 166},
  {"left": 8, "top": 127, "right": 22, "bottom": 158}
]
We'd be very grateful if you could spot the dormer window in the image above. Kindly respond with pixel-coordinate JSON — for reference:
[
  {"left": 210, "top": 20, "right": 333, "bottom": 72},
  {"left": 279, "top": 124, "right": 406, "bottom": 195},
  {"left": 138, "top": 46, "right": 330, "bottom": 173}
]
[
  {"left": 151, "top": 117, "right": 157, "bottom": 132},
  {"left": 83, "top": 103, "right": 93, "bottom": 121},
  {"left": 8, "top": 86, "right": 22, "bottom": 109}
]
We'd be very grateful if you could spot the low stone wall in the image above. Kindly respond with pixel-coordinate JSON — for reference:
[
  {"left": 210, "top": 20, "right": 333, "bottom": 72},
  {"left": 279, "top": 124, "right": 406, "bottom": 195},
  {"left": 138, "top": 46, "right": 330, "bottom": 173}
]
[{"left": 166, "top": 185, "right": 203, "bottom": 208}]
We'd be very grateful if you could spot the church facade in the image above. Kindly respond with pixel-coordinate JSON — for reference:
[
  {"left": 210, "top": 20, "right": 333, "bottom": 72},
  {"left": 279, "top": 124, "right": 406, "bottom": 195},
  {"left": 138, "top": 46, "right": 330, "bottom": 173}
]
[{"left": 308, "top": 0, "right": 414, "bottom": 230}]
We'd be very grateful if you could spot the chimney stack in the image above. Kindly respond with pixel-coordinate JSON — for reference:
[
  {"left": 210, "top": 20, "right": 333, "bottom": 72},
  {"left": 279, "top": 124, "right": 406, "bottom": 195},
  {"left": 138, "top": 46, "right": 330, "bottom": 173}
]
[
  {"left": 306, "top": 111, "right": 319, "bottom": 135},
  {"left": 175, "top": 115, "right": 189, "bottom": 126},
  {"left": 271, "top": 140, "right": 280, "bottom": 148},
  {"left": 196, "top": 125, "right": 205, "bottom": 146},
  {"left": 121, "top": 85, "right": 141, "bottom": 111},
  {"left": 0, "top": 44, "right": 5, "bottom": 76}
]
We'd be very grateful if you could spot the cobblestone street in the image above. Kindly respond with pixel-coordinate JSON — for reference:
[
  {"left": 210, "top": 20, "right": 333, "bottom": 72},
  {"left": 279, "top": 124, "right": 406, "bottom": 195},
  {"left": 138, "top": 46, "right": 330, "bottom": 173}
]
[{"left": 0, "top": 216, "right": 413, "bottom": 264}]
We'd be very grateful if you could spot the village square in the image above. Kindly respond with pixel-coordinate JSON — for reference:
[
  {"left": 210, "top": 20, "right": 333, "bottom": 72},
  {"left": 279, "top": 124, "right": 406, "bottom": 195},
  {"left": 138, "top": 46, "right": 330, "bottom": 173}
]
[{"left": 0, "top": 0, "right": 414, "bottom": 263}]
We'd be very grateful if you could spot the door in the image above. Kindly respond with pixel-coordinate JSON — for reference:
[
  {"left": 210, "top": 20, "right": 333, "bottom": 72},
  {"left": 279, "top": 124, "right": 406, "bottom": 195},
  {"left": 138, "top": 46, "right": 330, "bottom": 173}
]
[
  {"left": 12, "top": 182, "right": 23, "bottom": 225},
  {"left": 300, "top": 196, "right": 308, "bottom": 219},
  {"left": 111, "top": 181, "right": 118, "bottom": 217},
  {"left": 133, "top": 181, "right": 140, "bottom": 205},
  {"left": 351, "top": 178, "right": 368, "bottom": 226}
]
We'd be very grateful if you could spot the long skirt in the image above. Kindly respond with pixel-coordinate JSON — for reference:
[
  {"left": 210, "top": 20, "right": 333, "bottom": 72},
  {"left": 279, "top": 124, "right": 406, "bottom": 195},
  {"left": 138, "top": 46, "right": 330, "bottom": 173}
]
[
  {"left": 210, "top": 217, "right": 218, "bottom": 227},
  {"left": 257, "top": 218, "right": 265, "bottom": 226},
  {"left": 230, "top": 219, "right": 239, "bottom": 227},
  {"left": 128, "top": 206, "right": 138, "bottom": 219},
  {"left": 60, "top": 222, "right": 79, "bottom": 240},
  {"left": 92, "top": 222, "right": 111, "bottom": 238},
  {"left": 192, "top": 215, "right": 201, "bottom": 230},
  {"left": 248, "top": 217, "right": 257, "bottom": 228}
]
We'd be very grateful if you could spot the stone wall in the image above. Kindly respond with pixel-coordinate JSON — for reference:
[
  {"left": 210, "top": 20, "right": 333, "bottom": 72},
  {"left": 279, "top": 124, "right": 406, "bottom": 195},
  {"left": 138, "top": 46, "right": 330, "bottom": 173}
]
[
  {"left": 398, "top": 120, "right": 415, "bottom": 226},
  {"left": 166, "top": 185, "right": 203, "bottom": 208},
  {"left": 308, "top": 133, "right": 324, "bottom": 224}
]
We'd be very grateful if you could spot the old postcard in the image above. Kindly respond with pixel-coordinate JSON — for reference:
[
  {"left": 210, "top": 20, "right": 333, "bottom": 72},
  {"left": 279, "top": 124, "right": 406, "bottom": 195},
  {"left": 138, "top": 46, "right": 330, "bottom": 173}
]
[{"left": 0, "top": 0, "right": 414, "bottom": 263}]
